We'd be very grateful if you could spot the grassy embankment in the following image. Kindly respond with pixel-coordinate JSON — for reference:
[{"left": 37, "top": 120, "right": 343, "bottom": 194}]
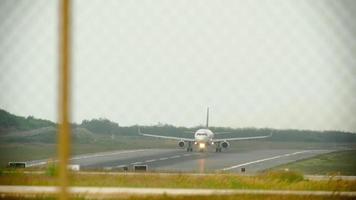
[{"left": 273, "top": 150, "right": 356, "bottom": 175}]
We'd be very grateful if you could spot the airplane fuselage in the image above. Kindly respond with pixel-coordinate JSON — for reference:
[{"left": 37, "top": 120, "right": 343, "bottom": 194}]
[{"left": 194, "top": 129, "right": 214, "bottom": 149}]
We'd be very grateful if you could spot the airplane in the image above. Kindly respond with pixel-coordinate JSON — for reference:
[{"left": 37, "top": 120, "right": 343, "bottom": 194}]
[{"left": 139, "top": 108, "right": 272, "bottom": 152}]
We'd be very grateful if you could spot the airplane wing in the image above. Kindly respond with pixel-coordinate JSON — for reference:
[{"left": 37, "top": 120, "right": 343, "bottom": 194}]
[
  {"left": 214, "top": 131, "right": 231, "bottom": 134},
  {"left": 138, "top": 128, "right": 195, "bottom": 142},
  {"left": 183, "top": 131, "right": 195, "bottom": 134},
  {"left": 213, "top": 132, "right": 272, "bottom": 142}
]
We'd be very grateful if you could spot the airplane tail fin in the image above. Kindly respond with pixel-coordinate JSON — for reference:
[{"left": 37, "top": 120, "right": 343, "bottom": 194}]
[
  {"left": 138, "top": 127, "right": 143, "bottom": 135},
  {"left": 206, "top": 107, "right": 209, "bottom": 128}
]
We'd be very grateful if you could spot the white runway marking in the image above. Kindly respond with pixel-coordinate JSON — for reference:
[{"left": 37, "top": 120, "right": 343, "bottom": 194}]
[
  {"left": 25, "top": 150, "right": 146, "bottom": 167},
  {"left": 131, "top": 162, "right": 143, "bottom": 165},
  {"left": 71, "top": 150, "right": 145, "bottom": 161},
  {"left": 221, "top": 150, "right": 311, "bottom": 171},
  {"left": 124, "top": 154, "right": 189, "bottom": 167},
  {"left": 115, "top": 165, "right": 127, "bottom": 168},
  {"left": 25, "top": 161, "right": 47, "bottom": 168},
  {"left": 170, "top": 155, "right": 181, "bottom": 159}
]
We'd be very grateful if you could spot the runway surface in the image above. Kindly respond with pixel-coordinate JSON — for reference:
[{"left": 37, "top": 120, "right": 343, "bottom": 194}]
[{"left": 26, "top": 147, "right": 337, "bottom": 173}]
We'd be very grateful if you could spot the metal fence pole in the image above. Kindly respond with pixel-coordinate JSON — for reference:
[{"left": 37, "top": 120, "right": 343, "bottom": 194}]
[{"left": 58, "top": 0, "right": 71, "bottom": 199}]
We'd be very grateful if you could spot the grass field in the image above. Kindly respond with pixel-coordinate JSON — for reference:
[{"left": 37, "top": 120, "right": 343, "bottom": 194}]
[
  {"left": 1, "top": 167, "right": 356, "bottom": 199},
  {"left": 0, "top": 137, "right": 176, "bottom": 167},
  {"left": 1, "top": 170, "right": 356, "bottom": 191},
  {"left": 2, "top": 194, "right": 355, "bottom": 200},
  {"left": 1, "top": 170, "right": 356, "bottom": 199},
  {"left": 273, "top": 150, "right": 356, "bottom": 175}
]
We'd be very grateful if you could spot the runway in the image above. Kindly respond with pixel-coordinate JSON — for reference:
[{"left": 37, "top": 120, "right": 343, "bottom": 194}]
[{"left": 26, "top": 147, "right": 335, "bottom": 173}]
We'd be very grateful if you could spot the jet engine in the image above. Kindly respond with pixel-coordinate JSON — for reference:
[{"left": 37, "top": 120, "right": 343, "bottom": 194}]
[
  {"left": 221, "top": 141, "right": 230, "bottom": 148},
  {"left": 178, "top": 141, "right": 185, "bottom": 148}
]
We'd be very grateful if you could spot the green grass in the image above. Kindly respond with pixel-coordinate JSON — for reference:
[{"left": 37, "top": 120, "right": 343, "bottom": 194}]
[
  {"left": 1, "top": 171, "right": 356, "bottom": 200},
  {"left": 0, "top": 143, "right": 57, "bottom": 166},
  {"left": 0, "top": 137, "right": 176, "bottom": 167},
  {"left": 1, "top": 195, "right": 354, "bottom": 200},
  {"left": 273, "top": 150, "right": 356, "bottom": 175},
  {"left": 1, "top": 170, "right": 356, "bottom": 191},
  {"left": 2, "top": 194, "right": 355, "bottom": 200}
]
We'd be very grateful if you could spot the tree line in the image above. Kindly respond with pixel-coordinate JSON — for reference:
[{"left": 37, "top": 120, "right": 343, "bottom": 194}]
[{"left": 1, "top": 108, "right": 356, "bottom": 143}]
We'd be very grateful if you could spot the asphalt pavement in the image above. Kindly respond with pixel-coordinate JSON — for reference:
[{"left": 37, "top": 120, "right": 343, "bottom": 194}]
[{"left": 26, "top": 147, "right": 335, "bottom": 173}]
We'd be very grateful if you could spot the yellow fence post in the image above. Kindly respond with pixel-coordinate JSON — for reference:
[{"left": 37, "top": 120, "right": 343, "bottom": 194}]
[{"left": 58, "top": 0, "right": 71, "bottom": 199}]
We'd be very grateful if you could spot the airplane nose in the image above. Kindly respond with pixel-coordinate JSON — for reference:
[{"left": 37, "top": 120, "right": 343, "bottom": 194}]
[{"left": 196, "top": 136, "right": 207, "bottom": 142}]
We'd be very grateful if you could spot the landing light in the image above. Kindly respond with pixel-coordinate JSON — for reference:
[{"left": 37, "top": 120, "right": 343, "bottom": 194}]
[{"left": 199, "top": 143, "right": 206, "bottom": 149}]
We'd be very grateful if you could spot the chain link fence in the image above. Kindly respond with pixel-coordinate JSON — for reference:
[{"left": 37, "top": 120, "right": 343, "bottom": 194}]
[{"left": 1, "top": 0, "right": 355, "bottom": 132}]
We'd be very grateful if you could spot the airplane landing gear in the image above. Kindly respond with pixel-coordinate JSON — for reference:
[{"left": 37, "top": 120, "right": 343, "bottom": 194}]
[
  {"left": 215, "top": 143, "right": 222, "bottom": 152},
  {"left": 187, "top": 141, "right": 193, "bottom": 152}
]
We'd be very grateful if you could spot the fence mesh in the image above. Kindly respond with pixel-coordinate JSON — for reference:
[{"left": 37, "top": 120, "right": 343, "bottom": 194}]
[{"left": 1, "top": 0, "right": 355, "bottom": 132}]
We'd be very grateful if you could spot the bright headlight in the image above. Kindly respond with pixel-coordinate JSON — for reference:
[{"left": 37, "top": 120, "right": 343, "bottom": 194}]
[{"left": 199, "top": 143, "right": 206, "bottom": 148}]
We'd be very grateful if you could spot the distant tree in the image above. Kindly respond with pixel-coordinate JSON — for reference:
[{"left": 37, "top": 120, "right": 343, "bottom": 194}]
[
  {"left": 0, "top": 109, "right": 54, "bottom": 130},
  {"left": 1, "top": 108, "right": 356, "bottom": 144},
  {"left": 80, "top": 118, "right": 119, "bottom": 134}
]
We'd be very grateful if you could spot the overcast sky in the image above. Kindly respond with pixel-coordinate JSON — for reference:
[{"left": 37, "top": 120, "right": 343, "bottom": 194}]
[{"left": 0, "top": 0, "right": 355, "bottom": 132}]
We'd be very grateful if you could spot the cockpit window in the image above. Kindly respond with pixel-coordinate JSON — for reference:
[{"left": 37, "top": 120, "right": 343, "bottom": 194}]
[{"left": 197, "top": 133, "right": 207, "bottom": 136}]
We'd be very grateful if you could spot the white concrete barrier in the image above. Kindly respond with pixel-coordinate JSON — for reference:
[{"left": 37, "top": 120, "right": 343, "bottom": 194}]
[{"left": 67, "top": 164, "right": 80, "bottom": 171}]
